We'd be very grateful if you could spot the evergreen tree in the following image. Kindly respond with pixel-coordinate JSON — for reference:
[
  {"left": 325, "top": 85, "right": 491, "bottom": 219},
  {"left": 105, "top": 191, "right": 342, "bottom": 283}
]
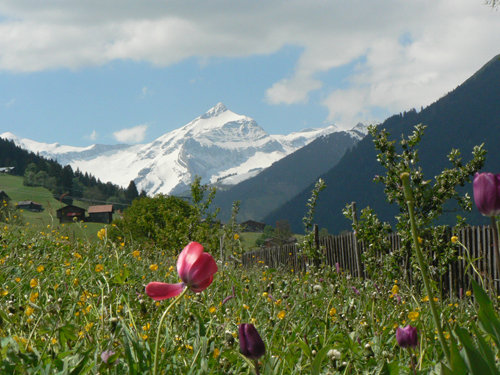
[{"left": 125, "top": 180, "right": 139, "bottom": 202}]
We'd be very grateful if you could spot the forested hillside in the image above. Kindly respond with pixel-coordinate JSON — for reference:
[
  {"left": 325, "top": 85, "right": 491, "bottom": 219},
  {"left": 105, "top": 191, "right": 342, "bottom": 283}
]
[
  {"left": 0, "top": 137, "right": 140, "bottom": 207},
  {"left": 265, "top": 54, "right": 500, "bottom": 233}
]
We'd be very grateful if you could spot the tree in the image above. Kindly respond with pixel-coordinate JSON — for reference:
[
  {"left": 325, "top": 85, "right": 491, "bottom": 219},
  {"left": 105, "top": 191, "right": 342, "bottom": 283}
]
[{"left": 125, "top": 180, "right": 139, "bottom": 202}]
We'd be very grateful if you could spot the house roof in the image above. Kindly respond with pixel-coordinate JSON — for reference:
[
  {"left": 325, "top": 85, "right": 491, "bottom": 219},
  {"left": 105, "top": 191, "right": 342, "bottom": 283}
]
[
  {"left": 17, "top": 200, "right": 41, "bottom": 206},
  {"left": 56, "top": 204, "right": 85, "bottom": 211},
  {"left": 88, "top": 204, "right": 114, "bottom": 213}
]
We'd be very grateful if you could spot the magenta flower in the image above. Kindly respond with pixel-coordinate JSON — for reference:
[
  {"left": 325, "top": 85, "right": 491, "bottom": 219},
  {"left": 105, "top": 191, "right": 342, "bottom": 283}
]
[
  {"left": 145, "top": 242, "right": 218, "bottom": 300},
  {"left": 396, "top": 325, "right": 418, "bottom": 348},
  {"left": 473, "top": 173, "right": 500, "bottom": 217},
  {"left": 239, "top": 323, "right": 266, "bottom": 360}
]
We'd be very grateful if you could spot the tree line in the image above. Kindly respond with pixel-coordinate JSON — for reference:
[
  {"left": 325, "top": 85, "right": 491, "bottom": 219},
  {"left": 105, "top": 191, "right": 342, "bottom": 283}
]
[{"left": 0, "top": 137, "right": 142, "bottom": 207}]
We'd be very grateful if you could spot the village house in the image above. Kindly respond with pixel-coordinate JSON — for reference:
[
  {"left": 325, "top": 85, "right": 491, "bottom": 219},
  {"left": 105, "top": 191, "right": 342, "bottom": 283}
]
[
  {"left": 241, "top": 220, "right": 266, "bottom": 232},
  {"left": 87, "top": 204, "right": 114, "bottom": 224},
  {"left": 56, "top": 205, "right": 86, "bottom": 223},
  {"left": 16, "top": 200, "right": 43, "bottom": 212}
]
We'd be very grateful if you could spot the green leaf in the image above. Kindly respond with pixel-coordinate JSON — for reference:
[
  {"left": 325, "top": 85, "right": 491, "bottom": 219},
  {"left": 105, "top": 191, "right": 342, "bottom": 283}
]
[
  {"left": 311, "top": 346, "right": 331, "bottom": 375},
  {"left": 454, "top": 327, "right": 495, "bottom": 375},
  {"left": 471, "top": 279, "right": 500, "bottom": 347}
]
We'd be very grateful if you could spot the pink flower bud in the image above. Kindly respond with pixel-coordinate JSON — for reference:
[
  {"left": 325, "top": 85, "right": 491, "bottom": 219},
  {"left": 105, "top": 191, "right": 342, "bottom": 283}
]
[{"left": 146, "top": 242, "right": 217, "bottom": 300}]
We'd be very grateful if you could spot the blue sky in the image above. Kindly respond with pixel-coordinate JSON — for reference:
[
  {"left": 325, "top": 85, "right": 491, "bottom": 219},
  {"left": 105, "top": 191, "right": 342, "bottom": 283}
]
[{"left": 0, "top": 1, "right": 498, "bottom": 146}]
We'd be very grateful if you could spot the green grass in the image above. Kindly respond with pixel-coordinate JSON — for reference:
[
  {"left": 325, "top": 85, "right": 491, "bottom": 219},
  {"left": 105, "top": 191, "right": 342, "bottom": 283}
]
[{"left": 0, "top": 222, "right": 497, "bottom": 374}]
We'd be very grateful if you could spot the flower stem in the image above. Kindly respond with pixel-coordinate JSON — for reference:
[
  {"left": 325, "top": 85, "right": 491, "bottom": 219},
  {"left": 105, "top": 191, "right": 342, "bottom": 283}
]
[
  {"left": 152, "top": 287, "right": 188, "bottom": 375},
  {"left": 400, "top": 173, "right": 451, "bottom": 364}
]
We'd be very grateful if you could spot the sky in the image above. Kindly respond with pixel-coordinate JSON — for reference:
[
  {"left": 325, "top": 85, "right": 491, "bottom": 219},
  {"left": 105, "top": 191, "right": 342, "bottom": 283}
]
[{"left": 0, "top": 1, "right": 498, "bottom": 147}]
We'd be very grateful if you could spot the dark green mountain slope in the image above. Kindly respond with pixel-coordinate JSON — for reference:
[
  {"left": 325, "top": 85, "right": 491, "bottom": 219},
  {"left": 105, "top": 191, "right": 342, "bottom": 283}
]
[
  {"left": 265, "top": 54, "right": 500, "bottom": 234},
  {"left": 213, "top": 130, "right": 364, "bottom": 222}
]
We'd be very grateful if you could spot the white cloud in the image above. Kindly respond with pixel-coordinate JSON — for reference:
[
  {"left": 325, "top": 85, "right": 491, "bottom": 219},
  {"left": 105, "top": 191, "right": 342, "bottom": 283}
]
[
  {"left": 4, "top": 98, "right": 15, "bottom": 107},
  {"left": 0, "top": 1, "right": 498, "bottom": 128},
  {"left": 89, "top": 130, "right": 97, "bottom": 141},
  {"left": 113, "top": 124, "right": 147, "bottom": 143}
]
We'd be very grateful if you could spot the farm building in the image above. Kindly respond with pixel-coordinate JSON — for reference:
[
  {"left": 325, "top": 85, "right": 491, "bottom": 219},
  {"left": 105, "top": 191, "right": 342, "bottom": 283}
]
[
  {"left": 0, "top": 190, "right": 10, "bottom": 202},
  {"left": 241, "top": 220, "right": 266, "bottom": 232},
  {"left": 16, "top": 200, "right": 43, "bottom": 212},
  {"left": 87, "top": 205, "right": 114, "bottom": 224},
  {"left": 56, "top": 205, "right": 86, "bottom": 223}
]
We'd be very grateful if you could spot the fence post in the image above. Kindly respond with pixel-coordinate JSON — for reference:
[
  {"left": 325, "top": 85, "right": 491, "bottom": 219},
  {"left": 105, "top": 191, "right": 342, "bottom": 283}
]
[{"left": 351, "top": 202, "right": 364, "bottom": 278}]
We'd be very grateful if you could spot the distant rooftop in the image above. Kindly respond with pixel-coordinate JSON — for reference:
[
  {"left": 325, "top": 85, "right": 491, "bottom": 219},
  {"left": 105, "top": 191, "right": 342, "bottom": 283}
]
[{"left": 88, "top": 204, "right": 114, "bottom": 213}]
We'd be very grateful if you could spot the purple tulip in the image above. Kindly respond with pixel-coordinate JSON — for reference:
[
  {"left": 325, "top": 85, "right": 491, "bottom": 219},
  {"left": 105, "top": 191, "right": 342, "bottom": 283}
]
[
  {"left": 473, "top": 173, "right": 500, "bottom": 217},
  {"left": 239, "top": 323, "right": 266, "bottom": 360},
  {"left": 396, "top": 325, "right": 418, "bottom": 348}
]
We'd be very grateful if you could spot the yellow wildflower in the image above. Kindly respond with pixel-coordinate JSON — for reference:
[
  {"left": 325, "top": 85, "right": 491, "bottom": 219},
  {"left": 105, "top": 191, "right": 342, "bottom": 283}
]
[
  {"left": 25, "top": 306, "right": 35, "bottom": 316},
  {"left": 132, "top": 250, "right": 140, "bottom": 258},
  {"left": 451, "top": 236, "right": 458, "bottom": 244},
  {"left": 233, "top": 233, "right": 240, "bottom": 240},
  {"left": 466, "top": 290, "right": 472, "bottom": 297},
  {"left": 209, "top": 306, "right": 216, "bottom": 314},
  {"left": 408, "top": 311, "right": 419, "bottom": 321},
  {"left": 149, "top": 264, "right": 158, "bottom": 271},
  {"left": 30, "top": 278, "right": 38, "bottom": 288},
  {"left": 29, "top": 292, "right": 39, "bottom": 303},
  {"left": 391, "top": 284, "right": 399, "bottom": 295},
  {"left": 36, "top": 265, "right": 44, "bottom": 273},
  {"left": 95, "top": 264, "right": 104, "bottom": 272},
  {"left": 97, "top": 228, "right": 106, "bottom": 241},
  {"left": 277, "top": 310, "right": 286, "bottom": 320},
  {"left": 213, "top": 348, "right": 220, "bottom": 358},
  {"left": 329, "top": 307, "right": 337, "bottom": 316}
]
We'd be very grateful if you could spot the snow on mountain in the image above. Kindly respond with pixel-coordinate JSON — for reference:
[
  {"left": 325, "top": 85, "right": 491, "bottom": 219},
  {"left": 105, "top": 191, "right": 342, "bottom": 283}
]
[{"left": 1, "top": 103, "right": 367, "bottom": 195}]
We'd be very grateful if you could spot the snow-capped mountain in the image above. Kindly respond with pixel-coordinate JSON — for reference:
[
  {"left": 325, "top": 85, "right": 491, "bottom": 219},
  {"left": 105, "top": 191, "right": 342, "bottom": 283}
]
[{"left": 1, "top": 103, "right": 367, "bottom": 195}]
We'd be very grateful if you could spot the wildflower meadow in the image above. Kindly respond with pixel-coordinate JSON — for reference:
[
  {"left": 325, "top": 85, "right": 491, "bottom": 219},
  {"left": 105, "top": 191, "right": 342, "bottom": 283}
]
[{"left": 1, "top": 126, "right": 500, "bottom": 374}]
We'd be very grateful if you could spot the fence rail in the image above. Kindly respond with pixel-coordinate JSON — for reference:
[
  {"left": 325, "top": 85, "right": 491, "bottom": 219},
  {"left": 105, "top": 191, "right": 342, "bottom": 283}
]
[{"left": 241, "top": 225, "right": 500, "bottom": 295}]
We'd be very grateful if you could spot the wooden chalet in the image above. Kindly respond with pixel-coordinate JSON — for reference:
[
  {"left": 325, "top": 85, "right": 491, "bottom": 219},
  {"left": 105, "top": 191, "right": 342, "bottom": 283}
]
[
  {"left": 241, "top": 220, "right": 266, "bottom": 232},
  {"left": 16, "top": 200, "right": 43, "bottom": 212},
  {"left": 87, "top": 205, "right": 114, "bottom": 224},
  {"left": 56, "top": 205, "right": 86, "bottom": 223}
]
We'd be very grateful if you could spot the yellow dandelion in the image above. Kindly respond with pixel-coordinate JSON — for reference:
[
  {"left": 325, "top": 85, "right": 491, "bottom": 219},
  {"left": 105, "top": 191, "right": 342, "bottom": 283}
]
[
  {"left": 25, "top": 306, "right": 35, "bottom": 316},
  {"left": 277, "top": 310, "right": 286, "bottom": 320},
  {"left": 132, "top": 250, "right": 140, "bottom": 258},
  {"left": 73, "top": 252, "right": 82, "bottom": 259},
  {"left": 209, "top": 306, "right": 216, "bottom": 314},
  {"left": 51, "top": 338, "right": 57, "bottom": 345},
  {"left": 421, "top": 295, "right": 429, "bottom": 302},
  {"left": 408, "top": 311, "right": 419, "bottom": 321},
  {"left": 213, "top": 348, "right": 220, "bottom": 358},
  {"left": 329, "top": 307, "right": 337, "bottom": 316},
  {"left": 466, "top": 290, "right": 472, "bottom": 297},
  {"left": 36, "top": 265, "right": 44, "bottom": 273},
  {"left": 451, "top": 236, "right": 458, "bottom": 244},
  {"left": 149, "top": 264, "right": 158, "bottom": 271},
  {"left": 391, "top": 284, "right": 399, "bottom": 295},
  {"left": 95, "top": 264, "right": 104, "bottom": 272},
  {"left": 142, "top": 323, "right": 151, "bottom": 331},
  {"left": 30, "top": 278, "right": 38, "bottom": 288},
  {"left": 243, "top": 304, "right": 250, "bottom": 310},
  {"left": 29, "top": 292, "right": 39, "bottom": 303},
  {"left": 233, "top": 233, "right": 240, "bottom": 240},
  {"left": 97, "top": 228, "right": 106, "bottom": 241}
]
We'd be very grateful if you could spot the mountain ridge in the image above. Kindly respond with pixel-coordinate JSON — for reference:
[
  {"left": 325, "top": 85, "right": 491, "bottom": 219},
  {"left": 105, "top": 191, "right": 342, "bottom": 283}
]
[{"left": 1, "top": 103, "right": 367, "bottom": 196}]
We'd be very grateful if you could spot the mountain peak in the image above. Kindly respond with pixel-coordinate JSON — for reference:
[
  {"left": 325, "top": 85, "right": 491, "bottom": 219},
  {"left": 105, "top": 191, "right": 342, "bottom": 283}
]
[{"left": 201, "top": 102, "right": 228, "bottom": 119}]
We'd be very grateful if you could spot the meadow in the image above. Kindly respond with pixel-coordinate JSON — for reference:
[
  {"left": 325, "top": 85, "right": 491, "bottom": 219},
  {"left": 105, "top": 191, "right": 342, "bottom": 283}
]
[{"left": 0, "top": 219, "right": 493, "bottom": 374}]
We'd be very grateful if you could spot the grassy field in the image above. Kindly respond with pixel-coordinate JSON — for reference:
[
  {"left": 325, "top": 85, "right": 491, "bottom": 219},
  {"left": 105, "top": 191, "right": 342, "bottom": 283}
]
[
  {"left": 0, "top": 221, "right": 497, "bottom": 373},
  {"left": 0, "top": 174, "right": 109, "bottom": 240}
]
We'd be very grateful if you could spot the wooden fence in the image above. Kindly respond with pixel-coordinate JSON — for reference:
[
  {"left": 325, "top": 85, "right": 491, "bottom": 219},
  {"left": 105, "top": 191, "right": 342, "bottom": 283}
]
[{"left": 241, "top": 225, "right": 500, "bottom": 295}]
